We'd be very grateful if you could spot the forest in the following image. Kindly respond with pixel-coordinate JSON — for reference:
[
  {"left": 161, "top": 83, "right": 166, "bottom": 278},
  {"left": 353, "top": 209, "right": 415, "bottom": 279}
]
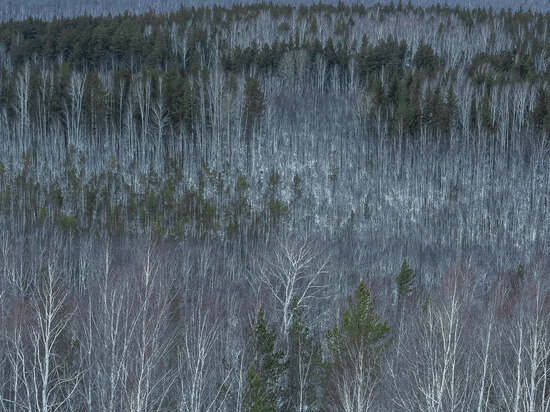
[
  {"left": 0, "top": 1, "right": 549, "bottom": 410},
  {"left": 2, "top": 0, "right": 549, "bottom": 21}
]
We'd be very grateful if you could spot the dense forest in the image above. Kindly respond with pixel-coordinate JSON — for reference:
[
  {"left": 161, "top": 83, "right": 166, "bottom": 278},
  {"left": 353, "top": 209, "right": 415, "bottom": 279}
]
[{"left": 0, "top": 2, "right": 549, "bottom": 410}]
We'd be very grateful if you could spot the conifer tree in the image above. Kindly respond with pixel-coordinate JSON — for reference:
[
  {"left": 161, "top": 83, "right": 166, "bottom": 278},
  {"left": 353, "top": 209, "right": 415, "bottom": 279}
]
[
  {"left": 480, "top": 92, "right": 493, "bottom": 131},
  {"left": 284, "top": 299, "right": 323, "bottom": 411},
  {"left": 246, "top": 365, "right": 275, "bottom": 412},
  {"left": 326, "top": 281, "right": 390, "bottom": 410},
  {"left": 244, "top": 308, "right": 286, "bottom": 411},
  {"left": 244, "top": 75, "right": 265, "bottom": 133},
  {"left": 396, "top": 259, "right": 416, "bottom": 298},
  {"left": 532, "top": 85, "right": 549, "bottom": 132}
]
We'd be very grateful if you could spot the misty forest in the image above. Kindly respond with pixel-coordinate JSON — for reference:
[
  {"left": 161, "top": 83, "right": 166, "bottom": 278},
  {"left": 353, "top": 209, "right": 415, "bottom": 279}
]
[{"left": 0, "top": 1, "right": 550, "bottom": 410}]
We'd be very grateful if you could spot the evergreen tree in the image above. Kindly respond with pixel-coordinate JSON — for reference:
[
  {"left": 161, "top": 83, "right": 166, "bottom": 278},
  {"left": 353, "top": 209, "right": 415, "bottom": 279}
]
[
  {"left": 244, "top": 308, "right": 286, "bottom": 411},
  {"left": 328, "top": 281, "right": 389, "bottom": 357},
  {"left": 326, "top": 281, "right": 390, "bottom": 409},
  {"left": 396, "top": 259, "right": 417, "bottom": 298},
  {"left": 372, "top": 77, "right": 385, "bottom": 107},
  {"left": 413, "top": 41, "right": 438, "bottom": 71},
  {"left": 244, "top": 75, "right": 265, "bottom": 133},
  {"left": 284, "top": 299, "right": 323, "bottom": 411},
  {"left": 265, "top": 170, "right": 288, "bottom": 223},
  {"left": 165, "top": 68, "right": 194, "bottom": 131},
  {"left": 480, "top": 92, "right": 493, "bottom": 131},
  {"left": 532, "top": 85, "right": 549, "bottom": 132},
  {"left": 246, "top": 365, "right": 275, "bottom": 412}
]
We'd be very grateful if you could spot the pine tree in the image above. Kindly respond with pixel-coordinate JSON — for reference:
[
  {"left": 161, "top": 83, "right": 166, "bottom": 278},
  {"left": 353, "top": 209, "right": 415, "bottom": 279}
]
[
  {"left": 326, "top": 281, "right": 390, "bottom": 409},
  {"left": 244, "top": 308, "right": 286, "bottom": 411},
  {"left": 328, "top": 281, "right": 389, "bottom": 357},
  {"left": 532, "top": 85, "right": 549, "bottom": 132},
  {"left": 246, "top": 365, "right": 275, "bottom": 412},
  {"left": 284, "top": 299, "right": 323, "bottom": 411},
  {"left": 165, "top": 68, "right": 194, "bottom": 131},
  {"left": 372, "top": 77, "right": 385, "bottom": 106},
  {"left": 413, "top": 41, "right": 438, "bottom": 71},
  {"left": 244, "top": 75, "right": 265, "bottom": 133},
  {"left": 396, "top": 259, "right": 416, "bottom": 297}
]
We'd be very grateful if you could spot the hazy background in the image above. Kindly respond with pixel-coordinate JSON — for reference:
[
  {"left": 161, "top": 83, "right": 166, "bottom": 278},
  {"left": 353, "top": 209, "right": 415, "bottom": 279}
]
[{"left": 2, "top": 0, "right": 549, "bottom": 22}]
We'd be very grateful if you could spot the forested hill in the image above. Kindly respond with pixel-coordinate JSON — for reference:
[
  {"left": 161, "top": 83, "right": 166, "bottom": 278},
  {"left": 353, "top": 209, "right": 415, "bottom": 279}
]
[
  {"left": 1, "top": 2, "right": 549, "bottom": 272},
  {"left": 0, "top": 3, "right": 550, "bottom": 411},
  {"left": 1, "top": 0, "right": 549, "bottom": 21}
]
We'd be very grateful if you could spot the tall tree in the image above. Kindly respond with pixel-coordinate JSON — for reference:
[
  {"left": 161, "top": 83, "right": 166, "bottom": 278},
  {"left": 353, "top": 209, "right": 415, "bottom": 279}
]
[
  {"left": 243, "top": 75, "right": 264, "bottom": 135},
  {"left": 244, "top": 308, "right": 286, "bottom": 411},
  {"left": 326, "top": 281, "right": 390, "bottom": 411},
  {"left": 284, "top": 299, "right": 324, "bottom": 412}
]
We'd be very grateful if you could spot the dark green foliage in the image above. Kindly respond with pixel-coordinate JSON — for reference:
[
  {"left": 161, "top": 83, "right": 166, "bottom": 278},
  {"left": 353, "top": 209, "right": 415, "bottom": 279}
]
[
  {"left": 49, "top": 185, "right": 64, "bottom": 209},
  {"left": 468, "top": 50, "right": 541, "bottom": 83},
  {"left": 334, "top": 16, "right": 349, "bottom": 37},
  {"left": 395, "top": 78, "right": 421, "bottom": 134},
  {"left": 233, "top": 174, "right": 250, "bottom": 217},
  {"left": 325, "top": 281, "right": 390, "bottom": 408},
  {"left": 165, "top": 69, "right": 195, "bottom": 131},
  {"left": 268, "top": 200, "right": 289, "bottom": 222},
  {"left": 480, "top": 92, "right": 493, "bottom": 131},
  {"left": 396, "top": 260, "right": 417, "bottom": 297},
  {"left": 244, "top": 308, "right": 286, "bottom": 411},
  {"left": 328, "top": 280, "right": 390, "bottom": 367},
  {"left": 0, "top": 2, "right": 548, "bottom": 243},
  {"left": 413, "top": 41, "right": 439, "bottom": 71},
  {"left": 265, "top": 171, "right": 289, "bottom": 223},
  {"left": 357, "top": 37, "right": 408, "bottom": 80},
  {"left": 277, "top": 22, "right": 291, "bottom": 34},
  {"left": 58, "top": 213, "right": 78, "bottom": 231},
  {"left": 84, "top": 183, "right": 98, "bottom": 221},
  {"left": 244, "top": 76, "right": 265, "bottom": 133},
  {"left": 284, "top": 299, "right": 323, "bottom": 411},
  {"left": 372, "top": 77, "right": 385, "bottom": 106},
  {"left": 83, "top": 73, "right": 110, "bottom": 133},
  {"left": 0, "top": 4, "right": 549, "bottom": 409},
  {"left": 532, "top": 86, "right": 550, "bottom": 132},
  {"left": 246, "top": 365, "right": 275, "bottom": 412}
]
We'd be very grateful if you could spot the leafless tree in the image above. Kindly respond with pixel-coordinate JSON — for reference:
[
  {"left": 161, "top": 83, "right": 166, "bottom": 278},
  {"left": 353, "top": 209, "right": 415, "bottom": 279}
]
[{"left": 254, "top": 236, "right": 330, "bottom": 342}]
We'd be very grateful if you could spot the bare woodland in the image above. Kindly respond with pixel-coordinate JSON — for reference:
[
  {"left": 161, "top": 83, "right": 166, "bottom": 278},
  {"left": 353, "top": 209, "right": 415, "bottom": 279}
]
[{"left": 0, "top": 2, "right": 549, "bottom": 410}]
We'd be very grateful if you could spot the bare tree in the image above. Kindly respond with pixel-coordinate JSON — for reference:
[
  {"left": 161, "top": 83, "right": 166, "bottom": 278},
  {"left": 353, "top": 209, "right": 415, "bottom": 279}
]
[
  {"left": 254, "top": 236, "right": 330, "bottom": 342},
  {"left": 495, "top": 282, "right": 550, "bottom": 412},
  {"left": 26, "top": 265, "right": 81, "bottom": 412},
  {"left": 387, "top": 272, "right": 473, "bottom": 412},
  {"left": 152, "top": 76, "right": 169, "bottom": 159},
  {"left": 13, "top": 62, "right": 30, "bottom": 144},
  {"left": 177, "top": 303, "right": 234, "bottom": 412}
]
